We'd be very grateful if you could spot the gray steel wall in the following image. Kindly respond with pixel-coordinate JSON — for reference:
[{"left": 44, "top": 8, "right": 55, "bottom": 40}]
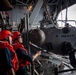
[{"left": 41, "top": 27, "right": 76, "bottom": 54}]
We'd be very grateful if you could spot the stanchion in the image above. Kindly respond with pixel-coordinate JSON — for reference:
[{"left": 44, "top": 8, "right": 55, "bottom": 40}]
[{"left": 26, "top": 14, "right": 34, "bottom": 75}]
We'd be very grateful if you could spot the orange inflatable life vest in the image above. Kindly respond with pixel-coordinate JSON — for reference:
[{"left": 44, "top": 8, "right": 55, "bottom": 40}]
[
  {"left": 13, "top": 42, "right": 30, "bottom": 67},
  {"left": 0, "top": 41, "right": 19, "bottom": 71}
]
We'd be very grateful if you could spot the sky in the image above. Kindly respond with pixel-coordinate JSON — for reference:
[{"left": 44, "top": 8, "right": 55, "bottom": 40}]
[{"left": 57, "top": 4, "right": 76, "bottom": 28}]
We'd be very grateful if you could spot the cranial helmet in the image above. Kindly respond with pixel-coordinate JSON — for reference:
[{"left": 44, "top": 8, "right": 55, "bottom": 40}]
[
  {"left": 12, "top": 31, "right": 21, "bottom": 40},
  {"left": 0, "top": 30, "right": 12, "bottom": 40}
]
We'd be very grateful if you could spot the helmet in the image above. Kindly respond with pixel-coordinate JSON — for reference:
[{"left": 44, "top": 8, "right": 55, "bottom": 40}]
[
  {"left": 12, "top": 31, "right": 21, "bottom": 40},
  {"left": 0, "top": 30, "right": 12, "bottom": 40}
]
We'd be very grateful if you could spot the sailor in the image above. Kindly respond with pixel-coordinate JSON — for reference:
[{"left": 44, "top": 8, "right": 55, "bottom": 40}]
[
  {"left": 0, "top": 30, "right": 19, "bottom": 75},
  {"left": 12, "top": 31, "right": 41, "bottom": 75}
]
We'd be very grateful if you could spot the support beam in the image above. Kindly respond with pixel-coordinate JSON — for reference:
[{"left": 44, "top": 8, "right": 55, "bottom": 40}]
[
  {"left": 16, "top": 0, "right": 29, "bottom": 6},
  {"left": 26, "top": 0, "right": 30, "bottom": 4},
  {"left": 29, "top": 0, "right": 43, "bottom": 26}
]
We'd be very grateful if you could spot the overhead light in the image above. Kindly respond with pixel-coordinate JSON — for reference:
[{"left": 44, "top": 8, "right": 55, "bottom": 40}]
[{"left": 28, "top": 5, "right": 33, "bottom": 11}]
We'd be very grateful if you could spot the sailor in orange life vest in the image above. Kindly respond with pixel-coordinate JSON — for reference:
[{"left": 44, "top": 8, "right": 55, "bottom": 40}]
[
  {"left": 0, "top": 30, "right": 19, "bottom": 75},
  {"left": 12, "top": 31, "right": 41, "bottom": 75}
]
